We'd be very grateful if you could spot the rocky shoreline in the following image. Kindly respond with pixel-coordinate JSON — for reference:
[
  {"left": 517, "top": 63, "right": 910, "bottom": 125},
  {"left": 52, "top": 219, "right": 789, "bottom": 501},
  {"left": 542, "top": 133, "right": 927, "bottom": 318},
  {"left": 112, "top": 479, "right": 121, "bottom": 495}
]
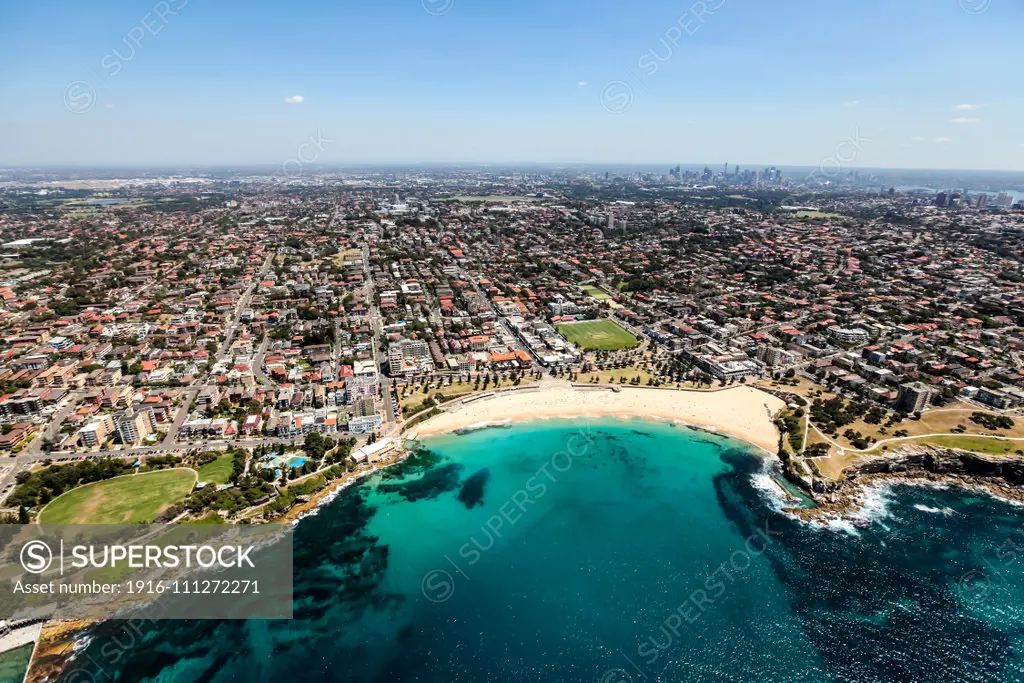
[
  {"left": 786, "top": 445, "right": 1024, "bottom": 523},
  {"left": 24, "top": 446, "right": 413, "bottom": 683}
]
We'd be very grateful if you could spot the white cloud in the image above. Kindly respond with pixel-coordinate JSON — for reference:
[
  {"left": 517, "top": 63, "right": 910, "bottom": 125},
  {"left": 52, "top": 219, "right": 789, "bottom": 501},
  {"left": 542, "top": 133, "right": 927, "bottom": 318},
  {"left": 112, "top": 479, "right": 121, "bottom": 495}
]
[
  {"left": 953, "top": 103, "right": 984, "bottom": 110},
  {"left": 933, "top": 137, "right": 953, "bottom": 143},
  {"left": 950, "top": 117, "right": 981, "bottom": 124},
  {"left": 843, "top": 100, "right": 860, "bottom": 107},
  {"left": 577, "top": 81, "right": 587, "bottom": 87},
  {"left": 283, "top": 95, "right": 304, "bottom": 104}
]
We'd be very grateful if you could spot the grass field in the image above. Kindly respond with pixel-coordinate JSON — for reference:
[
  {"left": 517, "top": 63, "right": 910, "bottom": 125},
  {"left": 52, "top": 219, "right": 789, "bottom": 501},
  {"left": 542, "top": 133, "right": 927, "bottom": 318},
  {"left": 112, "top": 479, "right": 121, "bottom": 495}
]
[
  {"left": 794, "top": 210, "right": 843, "bottom": 219},
  {"left": 186, "top": 512, "right": 227, "bottom": 524},
  {"left": 871, "top": 434, "right": 1024, "bottom": 456},
  {"left": 39, "top": 469, "right": 197, "bottom": 524},
  {"left": 400, "top": 376, "right": 537, "bottom": 413},
  {"left": 577, "top": 367, "right": 655, "bottom": 385},
  {"left": 197, "top": 454, "right": 234, "bottom": 484},
  {"left": 558, "top": 319, "right": 638, "bottom": 351},
  {"left": 825, "top": 406, "right": 1024, "bottom": 450},
  {"left": 582, "top": 285, "right": 611, "bottom": 300}
]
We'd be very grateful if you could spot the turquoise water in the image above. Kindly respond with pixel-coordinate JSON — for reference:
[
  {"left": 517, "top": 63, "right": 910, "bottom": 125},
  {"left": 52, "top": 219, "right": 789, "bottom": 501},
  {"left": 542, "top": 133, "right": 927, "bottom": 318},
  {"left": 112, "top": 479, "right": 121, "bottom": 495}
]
[
  {"left": 0, "top": 643, "right": 34, "bottom": 683},
  {"left": 61, "top": 419, "right": 1024, "bottom": 682}
]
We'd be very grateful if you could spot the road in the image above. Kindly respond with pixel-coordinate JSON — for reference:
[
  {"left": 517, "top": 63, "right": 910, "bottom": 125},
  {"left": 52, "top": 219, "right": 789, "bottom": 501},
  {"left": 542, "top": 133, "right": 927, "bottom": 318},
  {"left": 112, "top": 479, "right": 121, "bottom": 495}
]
[
  {"left": 25, "top": 390, "right": 85, "bottom": 455},
  {"left": 362, "top": 243, "right": 397, "bottom": 425},
  {"left": 2, "top": 436, "right": 316, "bottom": 474},
  {"left": 163, "top": 386, "right": 201, "bottom": 444},
  {"left": 459, "top": 265, "right": 539, "bottom": 369},
  {"left": 252, "top": 335, "right": 277, "bottom": 387},
  {"left": 216, "top": 254, "right": 273, "bottom": 364}
]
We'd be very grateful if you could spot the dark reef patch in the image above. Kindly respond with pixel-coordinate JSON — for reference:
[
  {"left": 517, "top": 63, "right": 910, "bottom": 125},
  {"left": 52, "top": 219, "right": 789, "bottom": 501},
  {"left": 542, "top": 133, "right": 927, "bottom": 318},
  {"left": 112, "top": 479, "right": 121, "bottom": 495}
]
[
  {"left": 378, "top": 463, "right": 464, "bottom": 503},
  {"left": 457, "top": 468, "right": 491, "bottom": 508}
]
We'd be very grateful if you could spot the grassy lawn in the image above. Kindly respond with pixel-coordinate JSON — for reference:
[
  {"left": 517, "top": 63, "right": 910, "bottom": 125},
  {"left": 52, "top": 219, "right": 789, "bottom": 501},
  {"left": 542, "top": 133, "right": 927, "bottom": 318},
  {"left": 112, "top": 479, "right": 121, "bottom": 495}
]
[
  {"left": 794, "top": 210, "right": 843, "bottom": 219},
  {"left": 400, "top": 376, "right": 536, "bottom": 414},
  {"left": 186, "top": 512, "right": 227, "bottom": 524},
  {"left": 756, "top": 376, "right": 835, "bottom": 401},
  {"left": 197, "top": 454, "right": 234, "bottom": 484},
  {"left": 582, "top": 285, "right": 611, "bottom": 300},
  {"left": 829, "top": 406, "right": 1023, "bottom": 450},
  {"left": 558, "top": 319, "right": 638, "bottom": 351},
  {"left": 39, "top": 469, "right": 197, "bottom": 524},
  {"left": 872, "top": 434, "right": 1024, "bottom": 456},
  {"left": 916, "top": 407, "right": 1024, "bottom": 436},
  {"left": 577, "top": 367, "right": 655, "bottom": 385}
]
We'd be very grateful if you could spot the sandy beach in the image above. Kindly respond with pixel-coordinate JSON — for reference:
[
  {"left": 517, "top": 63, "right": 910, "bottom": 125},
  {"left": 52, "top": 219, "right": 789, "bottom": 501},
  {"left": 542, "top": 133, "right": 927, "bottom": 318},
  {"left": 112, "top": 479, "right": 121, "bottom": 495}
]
[{"left": 408, "top": 383, "right": 786, "bottom": 454}]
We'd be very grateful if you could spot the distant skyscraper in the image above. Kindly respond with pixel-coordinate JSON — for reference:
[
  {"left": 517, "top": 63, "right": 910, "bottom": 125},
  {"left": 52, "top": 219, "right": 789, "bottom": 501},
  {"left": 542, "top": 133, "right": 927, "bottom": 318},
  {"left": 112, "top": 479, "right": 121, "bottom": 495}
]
[{"left": 935, "top": 191, "right": 948, "bottom": 207}]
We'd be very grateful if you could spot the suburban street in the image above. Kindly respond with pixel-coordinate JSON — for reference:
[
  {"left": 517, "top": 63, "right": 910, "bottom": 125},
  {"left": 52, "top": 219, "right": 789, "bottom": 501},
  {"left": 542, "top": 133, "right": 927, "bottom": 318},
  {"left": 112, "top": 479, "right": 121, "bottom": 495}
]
[
  {"left": 363, "top": 242, "right": 397, "bottom": 425},
  {"left": 216, "top": 254, "right": 273, "bottom": 364}
]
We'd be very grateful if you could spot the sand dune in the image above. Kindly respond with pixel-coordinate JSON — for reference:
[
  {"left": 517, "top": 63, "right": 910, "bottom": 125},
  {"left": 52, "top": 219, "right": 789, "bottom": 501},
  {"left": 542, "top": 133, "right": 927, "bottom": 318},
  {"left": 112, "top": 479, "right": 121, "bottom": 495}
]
[{"left": 408, "top": 383, "right": 786, "bottom": 454}]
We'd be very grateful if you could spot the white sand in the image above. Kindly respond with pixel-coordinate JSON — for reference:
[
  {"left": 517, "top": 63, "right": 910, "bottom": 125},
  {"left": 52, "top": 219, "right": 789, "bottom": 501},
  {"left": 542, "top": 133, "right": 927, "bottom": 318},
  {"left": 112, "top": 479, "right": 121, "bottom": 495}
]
[{"left": 409, "top": 383, "right": 786, "bottom": 454}]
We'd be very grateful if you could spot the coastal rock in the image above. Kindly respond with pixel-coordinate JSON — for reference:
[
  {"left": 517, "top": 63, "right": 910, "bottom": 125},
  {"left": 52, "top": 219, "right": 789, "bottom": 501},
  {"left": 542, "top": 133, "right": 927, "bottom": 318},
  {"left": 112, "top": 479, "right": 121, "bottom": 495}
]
[{"left": 789, "top": 447, "right": 1024, "bottom": 522}]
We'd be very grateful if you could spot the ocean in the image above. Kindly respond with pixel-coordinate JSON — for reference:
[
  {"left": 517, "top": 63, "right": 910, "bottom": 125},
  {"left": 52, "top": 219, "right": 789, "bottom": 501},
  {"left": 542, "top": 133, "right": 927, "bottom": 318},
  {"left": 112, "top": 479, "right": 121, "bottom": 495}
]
[{"left": 59, "top": 418, "right": 1024, "bottom": 682}]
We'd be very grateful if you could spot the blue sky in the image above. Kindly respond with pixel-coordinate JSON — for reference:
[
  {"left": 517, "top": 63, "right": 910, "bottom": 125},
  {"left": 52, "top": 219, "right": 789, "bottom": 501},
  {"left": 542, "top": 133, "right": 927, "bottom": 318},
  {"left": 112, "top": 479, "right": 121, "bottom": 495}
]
[{"left": 0, "top": 0, "right": 1022, "bottom": 169}]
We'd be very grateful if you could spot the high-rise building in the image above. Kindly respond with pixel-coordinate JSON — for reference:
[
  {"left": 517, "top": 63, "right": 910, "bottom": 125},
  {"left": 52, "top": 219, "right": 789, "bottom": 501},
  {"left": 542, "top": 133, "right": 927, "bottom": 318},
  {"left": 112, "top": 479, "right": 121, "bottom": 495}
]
[
  {"left": 994, "top": 192, "right": 1014, "bottom": 208},
  {"left": 353, "top": 396, "right": 376, "bottom": 418},
  {"left": 756, "top": 345, "right": 796, "bottom": 367},
  {"left": 113, "top": 407, "right": 156, "bottom": 444},
  {"left": 897, "top": 382, "right": 935, "bottom": 413},
  {"left": 935, "top": 191, "right": 948, "bottom": 207}
]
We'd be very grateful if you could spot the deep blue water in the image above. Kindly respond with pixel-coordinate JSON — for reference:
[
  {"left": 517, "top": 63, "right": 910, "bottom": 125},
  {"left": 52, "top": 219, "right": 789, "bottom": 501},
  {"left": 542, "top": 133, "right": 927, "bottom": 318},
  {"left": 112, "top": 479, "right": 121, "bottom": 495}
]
[{"left": 59, "top": 419, "right": 1024, "bottom": 682}]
